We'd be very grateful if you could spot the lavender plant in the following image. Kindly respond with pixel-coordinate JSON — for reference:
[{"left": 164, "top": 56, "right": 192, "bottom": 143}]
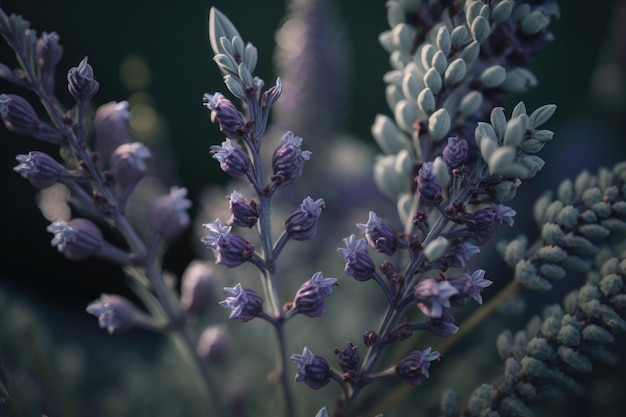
[{"left": 1, "top": 1, "right": 625, "bottom": 417}]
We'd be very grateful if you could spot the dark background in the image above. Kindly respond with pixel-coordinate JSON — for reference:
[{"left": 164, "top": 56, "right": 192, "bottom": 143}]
[{"left": 1, "top": 0, "right": 625, "bottom": 332}]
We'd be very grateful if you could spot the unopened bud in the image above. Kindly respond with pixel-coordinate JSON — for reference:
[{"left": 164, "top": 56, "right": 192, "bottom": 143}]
[
  {"left": 180, "top": 261, "right": 215, "bottom": 315},
  {"left": 109, "top": 142, "right": 151, "bottom": 186},
  {"left": 150, "top": 187, "right": 192, "bottom": 238},
  {"left": 47, "top": 218, "right": 103, "bottom": 261},
  {"left": 14, "top": 151, "right": 66, "bottom": 189},
  {"left": 67, "top": 57, "right": 99, "bottom": 103}
]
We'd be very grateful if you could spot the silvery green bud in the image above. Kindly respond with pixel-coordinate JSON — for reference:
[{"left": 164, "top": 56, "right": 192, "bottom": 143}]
[
  {"left": 465, "top": 1, "right": 482, "bottom": 25},
  {"left": 450, "top": 26, "right": 471, "bottom": 48},
  {"left": 516, "top": 259, "right": 551, "bottom": 291},
  {"left": 556, "top": 324, "right": 581, "bottom": 347},
  {"left": 373, "top": 155, "right": 405, "bottom": 198},
  {"left": 538, "top": 263, "right": 566, "bottom": 279},
  {"left": 490, "top": 0, "right": 514, "bottom": 23},
  {"left": 402, "top": 71, "right": 421, "bottom": 101},
  {"left": 480, "top": 65, "right": 506, "bottom": 89},
  {"left": 557, "top": 346, "right": 591, "bottom": 372},
  {"left": 526, "top": 337, "right": 553, "bottom": 360},
  {"left": 424, "top": 236, "right": 449, "bottom": 260},
  {"left": 424, "top": 67, "right": 442, "bottom": 93},
  {"left": 462, "top": 40, "right": 480, "bottom": 66},
  {"left": 223, "top": 75, "right": 247, "bottom": 100},
  {"left": 392, "top": 23, "right": 413, "bottom": 54},
  {"left": 428, "top": 108, "right": 450, "bottom": 141},
  {"left": 440, "top": 390, "right": 459, "bottom": 417},
  {"left": 496, "top": 330, "right": 513, "bottom": 359},
  {"left": 379, "top": 30, "right": 395, "bottom": 53},
  {"left": 243, "top": 42, "right": 258, "bottom": 74},
  {"left": 237, "top": 62, "right": 254, "bottom": 88},
  {"left": 500, "top": 397, "right": 532, "bottom": 417},
  {"left": 470, "top": 16, "right": 490, "bottom": 43},
  {"left": 394, "top": 99, "right": 418, "bottom": 132},
  {"left": 487, "top": 146, "right": 516, "bottom": 174},
  {"left": 431, "top": 50, "right": 447, "bottom": 75},
  {"left": 529, "top": 104, "right": 557, "bottom": 128},
  {"left": 371, "top": 114, "right": 411, "bottom": 155},
  {"left": 459, "top": 90, "right": 482, "bottom": 116},
  {"left": 420, "top": 44, "right": 435, "bottom": 70},
  {"left": 581, "top": 324, "right": 614, "bottom": 343},
  {"left": 521, "top": 10, "right": 549, "bottom": 35},
  {"left": 503, "top": 116, "right": 527, "bottom": 147},
  {"left": 494, "top": 179, "right": 520, "bottom": 202},
  {"left": 444, "top": 58, "right": 466, "bottom": 85},
  {"left": 94, "top": 101, "right": 131, "bottom": 163},
  {"left": 467, "top": 384, "right": 494, "bottom": 417},
  {"left": 436, "top": 25, "right": 451, "bottom": 55},
  {"left": 500, "top": 67, "right": 537, "bottom": 93},
  {"left": 386, "top": 1, "right": 404, "bottom": 28},
  {"left": 417, "top": 88, "right": 435, "bottom": 114},
  {"left": 208, "top": 7, "right": 242, "bottom": 56}
]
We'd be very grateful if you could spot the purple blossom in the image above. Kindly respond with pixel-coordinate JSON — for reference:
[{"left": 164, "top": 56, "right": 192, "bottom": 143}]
[
  {"left": 293, "top": 271, "right": 338, "bottom": 318},
  {"left": 110, "top": 142, "right": 152, "bottom": 186},
  {"left": 210, "top": 138, "right": 251, "bottom": 177},
  {"left": 416, "top": 162, "right": 442, "bottom": 203},
  {"left": 395, "top": 347, "right": 440, "bottom": 387},
  {"left": 47, "top": 218, "right": 103, "bottom": 261},
  {"left": 150, "top": 187, "right": 192, "bottom": 238},
  {"left": 448, "top": 269, "right": 493, "bottom": 306},
  {"left": 442, "top": 136, "right": 469, "bottom": 169},
  {"left": 337, "top": 234, "right": 375, "bottom": 282},
  {"left": 271, "top": 131, "right": 311, "bottom": 187},
  {"left": 462, "top": 205, "right": 516, "bottom": 244},
  {"left": 427, "top": 310, "right": 459, "bottom": 337},
  {"left": 413, "top": 277, "right": 459, "bottom": 318},
  {"left": 0, "top": 93, "right": 40, "bottom": 136},
  {"left": 291, "top": 346, "right": 331, "bottom": 390},
  {"left": 86, "top": 294, "right": 137, "bottom": 334},
  {"left": 356, "top": 211, "right": 398, "bottom": 256},
  {"left": 218, "top": 283, "right": 263, "bottom": 322},
  {"left": 36, "top": 31, "right": 63, "bottom": 69},
  {"left": 201, "top": 218, "right": 254, "bottom": 267},
  {"left": 203, "top": 92, "right": 247, "bottom": 139},
  {"left": 180, "top": 261, "right": 215, "bottom": 315},
  {"left": 228, "top": 191, "right": 259, "bottom": 228},
  {"left": 67, "top": 57, "right": 99, "bottom": 103},
  {"left": 335, "top": 341, "right": 359, "bottom": 372},
  {"left": 284, "top": 196, "right": 325, "bottom": 241},
  {"left": 14, "top": 151, "right": 66, "bottom": 189}
]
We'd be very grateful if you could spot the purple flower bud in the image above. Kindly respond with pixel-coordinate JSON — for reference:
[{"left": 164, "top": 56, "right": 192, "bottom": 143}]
[
  {"left": 442, "top": 242, "right": 481, "bottom": 268},
  {"left": 356, "top": 211, "right": 398, "bottom": 256},
  {"left": 203, "top": 92, "right": 248, "bottom": 139},
  {"left": 416, "top": 162, "right": 442, "bottom": 203},
  {"left": 36, "top": 31, "right": 63, "bottom": 69},
  {"left": 413, "top": 277, "right": 459, "bottom": 318},
  {"left": 86, "top": 294, "right": 138, "bottom": 334},
  {"left": 47, "top": 218, "right": 103, "bottom": 261},
  {"left": 210, "top": 139, "right": 251, "bottom": 177},
  {"left": 180, "top": 261, "right": 215, "bottom": 315},
  {"left": 228, "top": 191, "right": 259, "bottom": 228},
  {"left": 94, "top": 101, "right": 131, "bottom": 163},
  {"left": 285, "top": 197, "right": 325, "bottom": 241},
  {"left": 395, "top": 347, "right": 440, "bottom": 387},
  {"left": 335, "top": 341, "right": 359, "bottom": 372},
  {"left": 67, "top": 57, "right": 99, "bottom": 103},
  {"left": 150, "top": 187, "right": 192, "bottom": 238},
  {"left": 291, "top": 347, "right": 331, "bottom": 390},
  {"left": 442, "top": 136, "right": 469, "bottom": 169},
  {"left": 109, "top": 142, "right": 152, "bottom": 186},
  {"left": 448, "top": 269, "right": 493, "bottom": 306},
  {"left": 463, "top": 205, "right": 516, "bottom": 244},
  {"left": 219, "top": 283, "right": 263, "bottom": 322},
  {"left": 201, "top": 218, "right": 254, "bottom": 267},
  {"left": 0, "top": 94, "right": 39, "bottom": 135},
  {"left": 293, "top": 271, "right": 338, "bottom": 318},
  {"left": 271, "top": 131, "right": 311, "bottom": 187},
  {"left": 261, "top": 77, "right": 282, "bottom": 111},
  {"left": 337, "top": 234, "right": 375, "bottom": 282},
  {"left": 197, "top": 325, "right": 228, "bottom": 363},
  {"left": 428, "top": 310, "right": 459, "bottom": 337},
  {"left": 14, "top": 151, "right": 66, "bottom": 189}
]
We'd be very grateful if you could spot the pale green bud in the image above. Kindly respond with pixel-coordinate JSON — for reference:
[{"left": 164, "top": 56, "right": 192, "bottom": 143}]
[
  {"left": 462, "top": 40, "right": 480, "bottom": 66},
  {"left": 500, "top": 67, "right": 538, "bottom": 92},
  {"left": 489, "top": 107, "right": 507, "bottom": 139},
  {"left": 397, "top": 0, "right": 420, "bottom": 12},
  {"left": 371, "top": 114, "right": 412, "bottom": 155},
  {"left": 503, "top": 238, "right": 527, "bottom": 267},
  {"left": 518, "top": 154, "right": 545, "bottom": 178},
  {"left": 600, "top": 273, "right": 623, "bottom": 296},
  {"left": 560, "top": 234, "right": 593, "bottom": 252},
  {"left": 467, "top": 384, "right": 495, "bottom": 417},
  {"left": 450, "top": 25, "right": 471, "bottom": 48},
  {"left": 521, "top": 10, "right": 549, "bottom": 35},
  {"left": 397, "top": 192, "right": 413, "bottom": 225},
  {"left": 532, "top": 129, "right": 554, "bottom": 142},
  {"left": 512, "top": 101, "right": 527, "bottom": 119},
  {"left": 504, "top": 357, "right": 521, "bottom": 386},
  {"left": 494, "top": 179, "right": 520, "bottom": 202},
  {"left": 459, "top": 90, "right": 482, "bottom": 116},
  {"left": 374, "top": 155, "right": 406, "bottom": 198},
  {"left": 539, "top": 263, "right": 566, "bottom": 279},
  {"left": 475, "top": 121, "right": 498, "bottom": 147},
  {"left": 392, "top": 23, "right": 414, "bottom": 54},
  {"left": 420, "top": 44, "right": 435, "bottom": 70},
  {"left": 516, "top": 259, "right": 551, "bottom": 291},
  {"left": 394, "top": 99, "right": 419, "bottom": 132},
  {"left": 394, "top": 149, "right": 414, "bottom": 180},
  {"left": 378, "top": 30, "right": 395, "bottom": 53},
  {"left": 243, "top": 42, "right": 258, "bottom": 74},
  {"left": 444, "top": 58, "right": 466, "bottom": 85},
  {"left": 499, "top": 396, "right": 532, "bottom": 417},
  {"left": 436, "top": 26, "right": 451, "bottom": 56},
  {"left": 520, "top": 139, "right": 544, "bottom": 153},
  {"left": 479, "top": 135, "right": 498, "bottom": 163},
  {"left": 541, "top": 316, "right": 561, "bottom": 338},
  {"left": 537, "top": 245, "right": 568, "bottom": 263},
  {"left": 386, "top": 1, "right": 405, "bottom": 28},
  {"left": 487, "top": 146, "right": 516, "bottom": 174},
  {"left": 231, "top": 36, "right": 245, "bottom": 60},
  {"left": 591, "top": 201, "right": 611, "bottom": 217},
  {"left": 431, "top": 50, "right": 447, "bottom": 75},
  {"left": 390, "top": 50, "right": 409, "bottom": 70},
  {"left": 526, "top": 316, "right": 542, "bottom": 338},
  {"left": 428, "top": 108, "right": 451, "bottom": 140},
  {"left": 578, "top": 284, "right": 600, "bottom": 304},
  {"left": 529, "top": 104, "right": 556, "bottom": 128},
  {"left": 440, "top": 390, "right": 459, "bottom": 417},
  {"left": 561, "top": 255, "right": 591, "bottom": 272},
  {"left": 503, "top": 116, "right": 526, "bottom": 147},
  {"left": 557, "top": 179, "right": 574, "bottom": 203},
  {"left": 386, "top": 84, "right": 403, "bottom": 110},
  {"left": 557, "top": 324, "right": 581, "bottom": 347},
  {"left": 213, "top": 53, "right": 238, "bottom": 75},
  {"left": 581, "top": 187, "right": 602, "bottom": 206},
  {"left": 612, "top": 201, "right": 626, "bottom": 216},
  {"left": 471, "top": 16, "right": 490, "bottom": 43},
  {"left": 601, "top": 218, "right": 626, "bottom": 232},
  {"left": 224, "top": 75, "right": 246, "bottom": 100},
  {"left": 465, "top": 0, "right": 482, "bottom": 26},
  {"left": 417, "top": 88, "right": 436, "bottom": 114},
  {"left": 578, "top": 224, "right": 610, "bottom": 239},
  {"left": 545, "top": 200, "right": 564, "bottom": 223},
  {"left": 480, "top": 65, "right": 506, "bottom": 88},
  {"left": 580, "top": 209, "right": 597, "bottom": 223},
  {"left": 541, "top": 223, "right": 564, "bottom": 244},
  {"left": 512, "top": 330, "right": 529, "bottom": 360},
  {"left": 490, "top": 0, "right": 514, "bottom": 23},
  {"left": 424, "top": 236, "right": 450, "bottom": 260},
  {"left": 582, "top": 324, "right": 614, "bottom": 343},
  {"left": 526, "top": 337, "right": 554, "bottom": 361},
  {"left": 520, "top": 356, "right": 549, "bottom": 379},
  {"left": 433, "top": 156, "right": 451, "bottom": 189},
  {"left": 402, "top": 71, "right": 421, "bottom": 101},
  {"left": 515, "top": 383, "right": 537, "bottom": 401},
  {"left": 555, "top": 205, "right": 578, "bottom": 229},
  {"left": 237, "top": 62, "right": 254, "bottom": 88},
  {"left": 424, "top": 67, "right": 443, "bottom": 93},
  {"left": 496, "top": 330, "right": 513, "bottom": 359},
  {"left": 209, "top": 7, "right": 243, "bottom": 56},
  {"left": 557, "top": 346, "right": 591, "bottom": 372}
]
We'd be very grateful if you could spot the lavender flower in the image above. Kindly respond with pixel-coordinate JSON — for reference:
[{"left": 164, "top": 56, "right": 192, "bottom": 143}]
[
  {"left": 428, "top": 310, "right": 459, "bottom": 337},
  {"left": 335, "top": 341, "right": 359, "bottom": 373},
  {"left": 201, "top": 218, "right": 254, "bottom": 267},
  {"left": 0, "top": 94, "right": 39, "bottom": 136},
  {"left": 448, "top": 269, "right": 493, "bottom": 306},
  {"left": 291, "top": 346, "right": 331, "bottom": 390},
  {"left": 218, "top": 283, "right": 263, "bottom": 322},
  {"left": 36, "top": 31, "right": 63, "bottom": 69},
  {"left": 337, "top": 234, "right": 375, "bottom": 282},
  {"left": 86, "top": 294, "right": 138, "bottom": 334},
  {"left": 416, "top": 162, "right": 443, "bottom": 203},
  {"left": 462, "top": 205, "right": 517, "bottom": 244},
  {"left": 293, "top": 271, "right": 338, "bottom": 318},
  {"left": 356, "top": 211, "right": 398, "bottom": 255},
  {"left": 150, "top": 187, "right": 192, "bottom": 238},
  {"left": 228, "top": 191, "right": 259, "bottom": 228},
  {"left": 284, "top": 197, "right": 325, "bottom": 241},
  {"left": 271, "top": 131, "right": 311, "bottom": 187},
  {"left": 210, "top": 138, "right": 251, "bottom": 177},
  {"left": 180, "top": 261, "right": 215, "bottom": 315},
  {"left": 14, "top": 151, "right": 66, "bottom": 189},
  {"left": 109, "top": 142, "right": 152, "bottom": 186},
  {"left": 203, "top": 92, "right": 248, "bottom": 139},
  {"left": 94, "top": 101, "right": 131, "bottom": 163},
  {"left": 395, "top": 347, "right": 440, "bottom": 387},
  {"left": 47, "top": 218, "right": 103, "bottom": 261},
  {"left": 442, "top": 136, "right": 469, "bottom": 169},
  {"left": 67, "top": 57, "right": 99, "bottom": 103},
  {"left": 413, "top": 277, "right": 459, "bottom": 318}
]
